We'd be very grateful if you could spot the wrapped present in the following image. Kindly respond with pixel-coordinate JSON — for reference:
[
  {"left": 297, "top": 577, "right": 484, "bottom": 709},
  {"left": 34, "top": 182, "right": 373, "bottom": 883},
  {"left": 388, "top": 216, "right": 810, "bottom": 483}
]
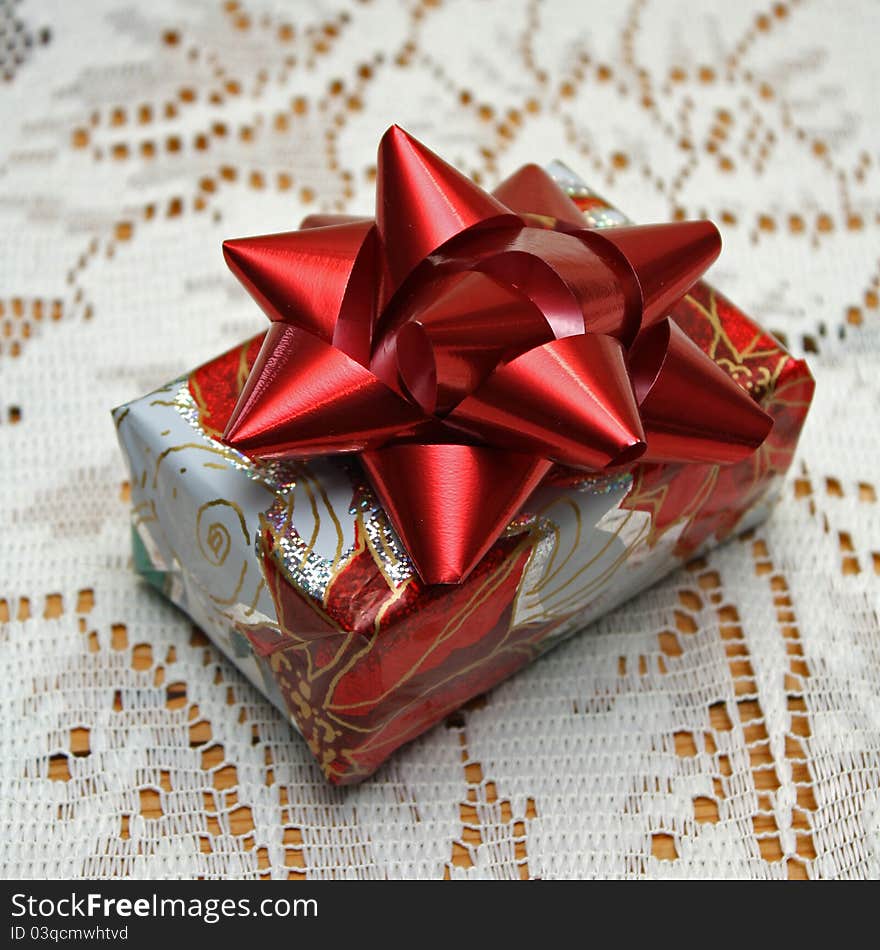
[{"left": 113, "top": 127, "right": 814, "bottom": 784}]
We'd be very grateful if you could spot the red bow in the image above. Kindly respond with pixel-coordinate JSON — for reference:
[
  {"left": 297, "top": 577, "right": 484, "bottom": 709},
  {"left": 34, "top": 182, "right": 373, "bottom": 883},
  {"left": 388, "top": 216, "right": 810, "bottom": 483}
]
[{"left": 222, "top": 126, "right": 772, "bottom": 585}]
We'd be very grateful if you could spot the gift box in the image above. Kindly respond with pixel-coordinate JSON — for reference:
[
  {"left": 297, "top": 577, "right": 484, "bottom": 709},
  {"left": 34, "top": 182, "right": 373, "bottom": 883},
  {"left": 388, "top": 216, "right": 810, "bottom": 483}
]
[{"left": 113, "top": 128, "right": 813, "bottom": 785}]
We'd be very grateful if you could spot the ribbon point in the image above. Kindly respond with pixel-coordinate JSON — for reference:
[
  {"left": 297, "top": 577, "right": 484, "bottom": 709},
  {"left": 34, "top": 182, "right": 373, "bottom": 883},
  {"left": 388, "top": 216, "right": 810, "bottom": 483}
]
[
  {"left": 628, "top": 318, "right": 773, "bottom": 464},
  {"left": 362, "top": 444, "right": 552, "bottom": 585},
  {"left": 376, "top": 125, "right": 512, "bottom": 289},
  {"left": 221, "top": 222, "right": 378, "bottom": 349},
  {"left": 223, "top": 324, "right": 423, "bottom": 458},
  {"left": 492, "top": 163, "right": 586, "bottom": 226},
  {"left": 449, "top": 334, "right": 646, "bottom": 470},
  {"left": 585, "top": 221, "right": 721, "bottom": 328}
]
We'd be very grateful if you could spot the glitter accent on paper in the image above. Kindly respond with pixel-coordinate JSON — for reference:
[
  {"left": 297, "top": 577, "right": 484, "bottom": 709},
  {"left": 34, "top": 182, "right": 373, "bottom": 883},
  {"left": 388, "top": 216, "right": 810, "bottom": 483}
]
[
  {"left": 574, "top": 471, "right": 635, "bottom": 496},
  {"left": 362, "top": 506, "right": 414, "bottom": 586},
  {"left": 260, "top": 497, "right": 339, "bottom": 602},
  {"left": 349, "top": 470, "right": 415, "bottom": 587}
]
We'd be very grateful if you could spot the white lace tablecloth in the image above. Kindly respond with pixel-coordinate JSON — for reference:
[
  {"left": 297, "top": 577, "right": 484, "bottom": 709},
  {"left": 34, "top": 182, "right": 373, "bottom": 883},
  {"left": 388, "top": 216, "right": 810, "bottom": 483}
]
[{"left": 1, "top": 0, "right": 878, "bottom": 880}]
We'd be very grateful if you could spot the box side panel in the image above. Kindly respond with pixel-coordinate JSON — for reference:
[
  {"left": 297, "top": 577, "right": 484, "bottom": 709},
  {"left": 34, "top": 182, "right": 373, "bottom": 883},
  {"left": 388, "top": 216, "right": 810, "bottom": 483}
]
[{"left": 112, "top": 382, "right": 291, "bottom": 715}]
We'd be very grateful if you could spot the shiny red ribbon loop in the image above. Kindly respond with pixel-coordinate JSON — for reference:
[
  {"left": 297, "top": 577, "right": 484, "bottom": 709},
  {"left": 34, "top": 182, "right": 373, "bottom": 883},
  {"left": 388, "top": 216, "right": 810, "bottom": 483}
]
[{"left": 222, "top": 125, "right": 773, "bottom": 585}]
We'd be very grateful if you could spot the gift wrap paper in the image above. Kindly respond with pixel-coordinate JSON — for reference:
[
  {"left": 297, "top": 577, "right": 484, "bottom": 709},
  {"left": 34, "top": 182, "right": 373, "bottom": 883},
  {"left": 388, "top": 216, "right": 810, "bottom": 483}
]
[
  {"left": 114, "top": 167, "right": 813, "bottom": 784},
  {"left": 3, "top": 0, "right": 879, "bottom": 879}
]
